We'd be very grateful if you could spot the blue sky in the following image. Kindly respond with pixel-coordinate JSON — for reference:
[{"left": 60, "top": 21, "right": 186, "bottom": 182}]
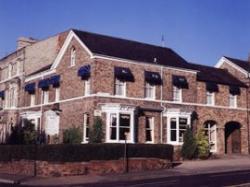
[{"left": 0, "top": 0, "right": 250, "bottom": 66}]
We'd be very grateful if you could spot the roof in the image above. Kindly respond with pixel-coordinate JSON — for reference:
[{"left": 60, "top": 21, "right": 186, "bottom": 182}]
[
  {"left": 73, "top": 29, "right": 195, "bottom": 70},
  {"left": 188, "top": 63, "right": 247, "bottom": 87},
  {"left": 224, "top": 56, "right": 250, "bottom": 72},
  {"left": 27, "top": 64, "right": 52, "bottom": 76}
]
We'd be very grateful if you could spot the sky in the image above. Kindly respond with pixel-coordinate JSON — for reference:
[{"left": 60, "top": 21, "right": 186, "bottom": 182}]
[{"left": 0, "top": 0, "right": 250, "bottom": 66}]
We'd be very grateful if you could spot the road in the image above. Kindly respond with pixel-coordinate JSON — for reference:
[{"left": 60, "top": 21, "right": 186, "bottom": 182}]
[{"left": 2, "top": 170, "right": 250, "bottom": 187}]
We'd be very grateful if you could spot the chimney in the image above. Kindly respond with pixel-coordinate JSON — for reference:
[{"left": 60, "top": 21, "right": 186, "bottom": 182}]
[{"left": 17, "top": 37, "right": 37, "bottom": 50}]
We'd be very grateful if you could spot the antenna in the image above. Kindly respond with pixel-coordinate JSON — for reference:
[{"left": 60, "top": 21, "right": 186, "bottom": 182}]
[{"left": 161, "top": 34, "right": 165, "bottom": 47}]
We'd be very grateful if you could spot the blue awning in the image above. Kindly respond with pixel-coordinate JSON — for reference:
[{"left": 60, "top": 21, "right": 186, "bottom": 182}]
[
  {"left": 229, "top": 86, "right": 240, "bottom": 95},
  {"left": 114, "top": 67, "right": 134, "bottom": 82},
  {"left": 0, "top": 91, "right": 4, "bottom": 100},
  {"left": 145, "top": 71, "right": 162, "bottom": 85},
  {"left": 78, "top": 65, "right": 91, "bottom": 80},
  {"left": 172, "top": 75, "right": 188, "bottom": 89},
  {"left": 49, "top": 75, "right": 60, "bottom": 87},
  {"left": 25, "top": 83, "right": 36, "bottom": 94},
  {"left": 38, "top": 79, "right": 50, "bottom": 90},
  {"left": 206, "top": 82, "right": 219, "bottom": 93}
]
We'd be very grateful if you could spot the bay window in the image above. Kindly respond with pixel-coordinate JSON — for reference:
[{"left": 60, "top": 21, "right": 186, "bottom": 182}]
[
  {"left": 145, "top": 117, "right": 154, "bottom": 143},
  {"left": 82, "top": 113, "right": 89, "bottom": 143}
]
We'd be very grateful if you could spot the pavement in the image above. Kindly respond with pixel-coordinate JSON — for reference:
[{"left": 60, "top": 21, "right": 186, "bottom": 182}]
[{"left": 1, "top": 154, "right": 250, "bottom": 186}]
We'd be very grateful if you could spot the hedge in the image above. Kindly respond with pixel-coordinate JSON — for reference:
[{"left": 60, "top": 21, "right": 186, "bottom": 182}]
[{"left": 0, "top": 144, "right": 173, "bottom": 162}]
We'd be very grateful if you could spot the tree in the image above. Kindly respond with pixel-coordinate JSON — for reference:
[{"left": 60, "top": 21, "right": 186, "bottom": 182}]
[
  {"left": 89, "top": 117, "right": 104, "bottom": 143},
  {"left": 196, "top": 129, "right": 210, "bottom": 159},
  {"left": 63, "top": 127, "right": 82, "bottom": 144},
  {"left": 181, "top": 127, "right": 197, "bottom": 160}
]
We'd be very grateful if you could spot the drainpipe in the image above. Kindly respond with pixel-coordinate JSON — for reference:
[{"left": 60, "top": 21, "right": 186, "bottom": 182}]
[{"left": 160, "top": 66, "right": 166, "bottom": 144}]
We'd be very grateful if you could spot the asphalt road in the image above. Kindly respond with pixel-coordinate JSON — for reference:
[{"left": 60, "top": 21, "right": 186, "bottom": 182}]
[{"left": 2, "top": 170, "right": 250, "bottom": 187}]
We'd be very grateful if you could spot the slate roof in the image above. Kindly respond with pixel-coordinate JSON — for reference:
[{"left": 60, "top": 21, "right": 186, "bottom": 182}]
[
  {"left": 224, "top": 56, "right": 250, "bottom": 72},
  {"left": 188, "top": 63, "right": 247, "bottom": 87},
  {"left": 73, "top": 29, "right": 195, "bottom": 70}
]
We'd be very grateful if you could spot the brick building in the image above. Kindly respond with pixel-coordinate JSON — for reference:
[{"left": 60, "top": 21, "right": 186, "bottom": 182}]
[{"left": 0, "top": 29, "right": 249, "bottom": 155}]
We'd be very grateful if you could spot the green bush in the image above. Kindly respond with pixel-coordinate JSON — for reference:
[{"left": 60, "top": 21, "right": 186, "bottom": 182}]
[
  {"left": 63, "top": 127, "right": 82, "bottom": 144},
  {"left": 196, "top": 130, "right": 210, "bottom": 159},
  {"left": 0, "top": 144, "right": 173, "bottom": 162},
  {"left": 181, "top": 127, "right": 197, "bottom": 160},
  {"left": 89, "top": 117, "right": 104, "bottom": 143}
]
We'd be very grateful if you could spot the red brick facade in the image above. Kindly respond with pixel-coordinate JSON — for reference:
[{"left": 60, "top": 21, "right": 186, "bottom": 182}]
[{"left": 0, "top": 29, "right": 249, "bottom": 155}]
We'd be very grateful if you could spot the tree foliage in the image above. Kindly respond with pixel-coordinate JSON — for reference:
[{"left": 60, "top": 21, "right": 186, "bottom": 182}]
[
  {"left": 89, "top": 117, "right": 104, "bottom": 143},
  {"left": 196, "top": 129, "right": 210, "bottom": 159},
  {"left": 63, "top": 127, "right": 82, "bottom": 144},
  {"left": 181, "top": 127, "right": 197, "bottom": 159}
]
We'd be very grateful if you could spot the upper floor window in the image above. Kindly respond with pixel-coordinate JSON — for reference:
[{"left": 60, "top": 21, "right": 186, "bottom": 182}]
[
  {"left": 145, "top": 117, "right": 154, "bottom": 143},
  {"left": 70, "top": 47, "right": 76, "bottom": 67},
  {"left": 206, "top": 92, "right": 215, "bottom": 106},
  {"left": 84, "top": 79, "right": 90, "bottom": 96},
  {"left": 173, "top": 86, "right": 182, "bottom": 102},
  {"left": 229, "top": 94, "right": 237, "bottom": 108},
  {"left": 8, "top": 64, "right": 12, "bottom": 78},
  {"left": 43, "top": 91, "right": 49, "bottom": 104},
  {"left": 145, "top": 83, "right": 155, "bottom": 99},
  {"left": 229, "top": 86, "right": 240, "bottom": 108},
  {"left": 55, "top": 88, "right": 60, "bottom": 102},
  {"left": 30, "top": 94, "right": 35, "bottom": 106},
  {"left": 115, "top": 79, "right": 126, "bottom": 96},
  {"left": 206, "top": 82, "right": 218, "bottom": 106}
]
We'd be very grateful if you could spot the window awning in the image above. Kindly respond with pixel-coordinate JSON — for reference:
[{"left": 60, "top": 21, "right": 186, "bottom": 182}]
[
  {"left": 0, "top": 91, "right": 4, "bottom": 100},
  {"left": 229, "top": 86, "right": 240, "bottom": 95},
  {"left": 114, "top": 67, "right": 134, "bottom": 82},
  {"left": 38, "top": 79, "right": 50, "bottom": 90},
  {"left": 206, "top": 82, "right": 219, "bottom": 93},
  {"left": 25, "top": 83, "right": 36, "bottom": 94},
  {"left": 49, "top": 75, "right": 60, "bottom": 88},
  {"left": 145, "top": 71, "right": 162, "bottom": 85},
  {"left": 172, "top": 75, "right": 188, "bottom": 89},
  {"left": 78, "top": 65, "right": 91, "bottom": 80}
]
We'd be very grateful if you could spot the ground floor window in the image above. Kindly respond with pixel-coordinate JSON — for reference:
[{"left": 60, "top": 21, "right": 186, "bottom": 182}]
[
  {"left": 82, "top": 113, "right": 89, "bottom": 143},
  {"left": 166, "top": 113, "right": 191, "bottom": 145},
  {"left": 108, "top": 113, "right": 133, "bottom": 142},
  {"left": 145, "top": 117, "right": 154, "bottom": 143},
  {"left": 204, "top": 121, "right": 217, "bottom": 152}
]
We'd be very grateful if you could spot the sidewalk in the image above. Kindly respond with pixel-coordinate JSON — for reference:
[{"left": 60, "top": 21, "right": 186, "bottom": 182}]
[{"left": 1, "top": 155, "right": 250, "bottom": 186}]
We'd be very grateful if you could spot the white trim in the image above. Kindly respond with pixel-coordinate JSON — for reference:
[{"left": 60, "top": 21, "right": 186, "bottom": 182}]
[
  {"left": 25, "top": 69, "right": 55, "bottom": 82},
  {"left": 215, "top": 57, "right": 248, "bottom": 77},
  {"left": 0, "top": 73, "right": 24, "bottom": 84},
  {"left": 173, "top": 86, "right": 182, "bottom": 103},
  {"left": 229, "top": 94, "right": 237, "bottom": 108},
  {"left": 82, "top": 113, "right": 89, "bottom": 143},
  {"left": 51, "top": 30, "right": 93, "bottom": 69},
  {"left": 145, "top": 116, "right": 154, "bottom": 143},
  {"left": 92, "top": 54, "right": 198, "bottom": 74},
  {"left": 7, "top": 93, "right": 249, "bottom": 111}
]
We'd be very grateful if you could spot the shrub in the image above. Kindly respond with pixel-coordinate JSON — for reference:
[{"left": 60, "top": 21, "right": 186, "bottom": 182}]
[
  {"left": 181, "top": 127, "right": 197, "bottom": 160},
  {"left": 0, "top": 144, "right": 173, "bottom": 162},
  {"left": 89, "top": 117, "right": 104, "bottom": 143},
  {"left": 63, "top": 127, "right": 82, "bottom": 144},
  {"left": 196, "top": 129, "right": 210, "bottom": 159}
]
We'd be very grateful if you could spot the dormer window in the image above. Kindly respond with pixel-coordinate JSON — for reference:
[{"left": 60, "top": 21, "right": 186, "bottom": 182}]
[{"left": 70, "top": 47, "right": 76, "bottom": 67}]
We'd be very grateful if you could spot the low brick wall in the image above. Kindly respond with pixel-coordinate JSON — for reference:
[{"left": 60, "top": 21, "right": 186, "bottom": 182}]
[{"left": 0, "top": 158, "right": 171, "bottom": 177}]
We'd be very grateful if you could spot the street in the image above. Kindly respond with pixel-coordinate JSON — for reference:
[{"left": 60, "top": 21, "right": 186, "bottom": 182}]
[{"left": 2, "top": 169, "right": 250, "bottom": 187}]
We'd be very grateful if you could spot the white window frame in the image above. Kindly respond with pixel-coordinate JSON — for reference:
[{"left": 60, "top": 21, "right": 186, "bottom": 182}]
[
  {"left": 115, "top": 79, "right": 126, "bottom": 97},
  {"left": 145, "top": 117, "right": 154, "bottom": 143},
  {"left": 43, "top": 91, "right": 49, "bottom": 104},
  {"left": 229, "top": 94, "right": 237, "bottom": 108},
  {"left": 206, "top": 92, "right": 215, "bottom": 106},
  {"left": 145, "top": 82, "right": 155, "bottom": 100},
  {"left": 84, "top": 79, "right": 91, "bottom": 96},
  {"left": 70, "top": 47, "right": 76, "bottom": 67},
  {"left": 30, "top": 94, "right": 35, "bottom": 106},
  {"left": 82, "top": 113, "right": 89, "bottom": 143},
  {"left": 102, "top": 104, "right": 135, "bottom": 143},
  {"left": 165, "top": 111, "right": 191, "bottom": 145},
  {"left": 173, "top": 86, "right": 182, "bottom": 102},
  {"left": 55, "top": 87, "right": 60, "bottom": 102},
  {"left": 204, "top": 122, "right": 217, "bottom": 153}
]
